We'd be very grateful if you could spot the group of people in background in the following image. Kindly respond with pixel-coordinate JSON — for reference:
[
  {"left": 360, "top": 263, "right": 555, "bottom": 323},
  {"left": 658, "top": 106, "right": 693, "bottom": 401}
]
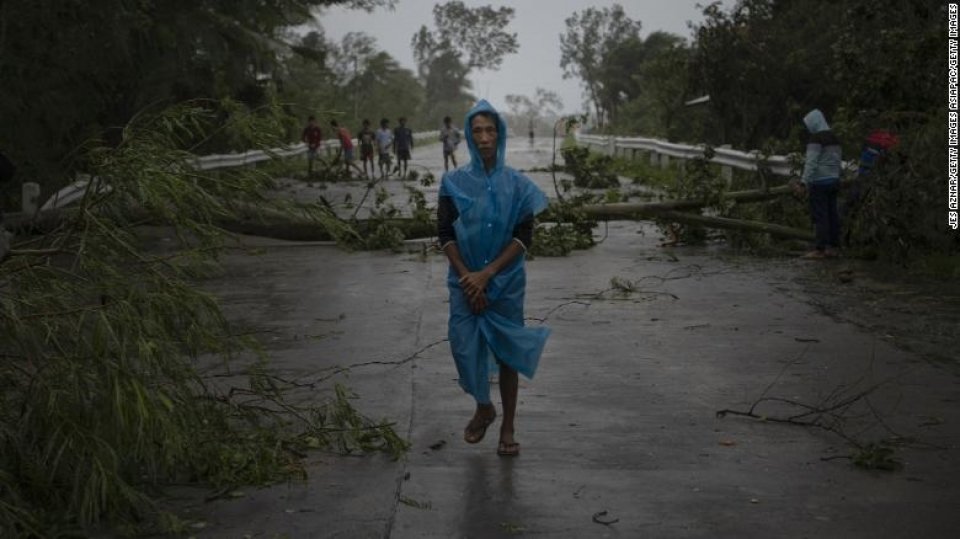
[
  {"left": 303, "top": 107, "right": 890, "bottom": 261},
  {"left": 301, "top": 115, "right": 462, "bottom": 180}
]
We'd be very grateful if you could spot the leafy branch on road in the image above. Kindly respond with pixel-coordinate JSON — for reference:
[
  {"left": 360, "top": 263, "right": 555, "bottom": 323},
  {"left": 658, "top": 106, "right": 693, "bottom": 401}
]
[
  {"left": 0, "top": 102, "right": 407, "bottom": 536},
  {"left": 716, "top": 348, "right": 925, "bottom": 471}
]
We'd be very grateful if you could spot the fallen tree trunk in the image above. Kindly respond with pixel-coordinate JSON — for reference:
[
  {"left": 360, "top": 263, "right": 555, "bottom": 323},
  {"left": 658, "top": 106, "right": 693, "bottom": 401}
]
[
  {"left": 2, "top": 206, "right": 436, "bottom": 243},
  {"left": 656, "top": 210, "right": 813, "bottom": 241},
  {"left": 579, "top": 184, "right": 792, "bottom": 218},
  {"left": 4, "top": 183, "right": 810, "bottom": 244}
]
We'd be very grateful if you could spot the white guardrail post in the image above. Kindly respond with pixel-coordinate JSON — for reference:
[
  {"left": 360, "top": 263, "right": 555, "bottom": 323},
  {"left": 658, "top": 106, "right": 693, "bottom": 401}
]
[
  {"left": 21, "top": 182, "right": 40, "bottom": 214},
  {"left": 718, "top": 145, "right": 734, "bottom": 187}
]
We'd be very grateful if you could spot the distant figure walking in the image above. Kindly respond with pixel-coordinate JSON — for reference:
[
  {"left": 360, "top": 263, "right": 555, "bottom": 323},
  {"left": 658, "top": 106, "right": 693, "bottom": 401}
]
[
  {"left": 357, "top": 119, "right": 377, "bottom": 178},
  {"left": 795, "top": 109, "right": 843, "bottom": 259},
  {"left": 375, "top": 118, "right": 394, "bottom": 179},
  {"left": 393, "top": 117, "right": 414, "bottom": 178},
  {"left": 301, "top": 115, "right": 323, "bottom": 177},
  {"left": 437, "top": 100, "right": 551, "bottom": 457},
  {"left": 439, "top": 115, "right": 462, "bottom": 171}
]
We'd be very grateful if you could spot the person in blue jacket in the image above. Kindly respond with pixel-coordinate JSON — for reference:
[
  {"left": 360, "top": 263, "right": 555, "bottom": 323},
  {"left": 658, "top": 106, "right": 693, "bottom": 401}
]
[
  {"left": 436, "top": 100, "right": 551, "bottom": 457},
  {"left": 796, "top": 109, "right": 843, "bottom": 258}
]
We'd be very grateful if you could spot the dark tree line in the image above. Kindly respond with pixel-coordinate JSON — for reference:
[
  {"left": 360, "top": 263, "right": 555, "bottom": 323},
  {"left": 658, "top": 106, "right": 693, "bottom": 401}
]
[
  {"left": 0, "top": 1, "right": 399, "bottom": 190},
  {"left": 0, "top": 0, "right": 520, "bottom": 198}
]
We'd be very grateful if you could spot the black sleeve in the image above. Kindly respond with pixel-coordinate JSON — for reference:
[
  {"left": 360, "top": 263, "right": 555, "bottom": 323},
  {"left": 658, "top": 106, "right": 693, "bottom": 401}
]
[
  {"left": 512, "top": 215, "right": 534, "bottom": 250},
  {"left": 437, "top": 196, "right": 458, "bottom": 246},
  {"left": 0, "top": 152, "right": 15, "bottom": 184},
  {"left": 440, "top": 197, "right": 533, "bottom": 249}
]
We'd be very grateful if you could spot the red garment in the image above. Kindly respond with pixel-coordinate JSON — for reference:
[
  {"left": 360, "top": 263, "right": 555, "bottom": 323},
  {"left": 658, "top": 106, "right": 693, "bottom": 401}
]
[
  {"left": 866, "top": 129, "right": 899, "bottom": 150},
  {"left": 302, "top": 125, "right": 323, "bottom": 149},
  {"left": 337, "top": 127, "right": 354, "bottom": 150}
]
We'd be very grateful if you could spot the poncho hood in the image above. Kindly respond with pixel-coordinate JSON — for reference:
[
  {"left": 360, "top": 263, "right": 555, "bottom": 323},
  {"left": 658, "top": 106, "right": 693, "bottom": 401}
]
[
  {"left": 803, "top": 109, "right": 830, "bottom": 133},
  {"left": 464, "top": 99, "right": 508, "bottom": 175}
]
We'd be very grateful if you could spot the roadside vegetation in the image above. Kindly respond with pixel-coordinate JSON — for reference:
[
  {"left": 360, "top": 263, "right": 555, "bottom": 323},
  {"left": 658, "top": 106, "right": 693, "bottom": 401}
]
[{"left": 559, "top": 1, "right": 954, "bottom": 270}]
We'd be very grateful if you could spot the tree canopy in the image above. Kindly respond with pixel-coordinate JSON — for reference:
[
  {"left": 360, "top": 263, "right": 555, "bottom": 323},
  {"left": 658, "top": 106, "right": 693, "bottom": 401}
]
[
  {"left": 559, "top": 4, "right": 643, "bottom": 128},
  {"left": 0, "top": 0, "right": 395, "bottom": 192},
  {"left": 411, "top": 1, "right": 519, "bottom": 129}
]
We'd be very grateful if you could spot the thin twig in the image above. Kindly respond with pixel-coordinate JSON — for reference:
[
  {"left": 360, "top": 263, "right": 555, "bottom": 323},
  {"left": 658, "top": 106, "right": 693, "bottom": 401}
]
[
  {"left": 526, "top": 300, "right": 590, "bottom": 323},
  {"left": 6, "top": 248, "right": 64, "bottom": 257}
]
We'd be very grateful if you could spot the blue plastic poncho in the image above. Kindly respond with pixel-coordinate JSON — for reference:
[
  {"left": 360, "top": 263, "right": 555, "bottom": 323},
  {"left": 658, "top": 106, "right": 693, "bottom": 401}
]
[{"left": 440, "top": 100, "right": 551, "bottom": 404}]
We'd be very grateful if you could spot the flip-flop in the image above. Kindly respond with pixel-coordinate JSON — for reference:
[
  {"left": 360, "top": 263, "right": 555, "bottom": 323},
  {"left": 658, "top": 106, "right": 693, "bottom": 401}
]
[
  {"left": 497, "top": 440, "right": 520, "bottom": 457},
  {"left": 464, "top": 411, "right": 496, "bottom": 444}
]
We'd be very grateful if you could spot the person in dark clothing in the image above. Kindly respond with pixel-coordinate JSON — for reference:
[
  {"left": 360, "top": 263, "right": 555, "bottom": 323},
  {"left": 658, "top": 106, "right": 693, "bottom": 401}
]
[
  {"left": 796, "top": 109, "right": 843, "bottom": 259},
  {"left": 357, "top": 119, "right": 376, "bottom": 178},
  {"left": 301, "top": 116, "right": 324, "bottom": 177},
  {"left": 393, "top": 117, "right": 414, "bottom": 177}
]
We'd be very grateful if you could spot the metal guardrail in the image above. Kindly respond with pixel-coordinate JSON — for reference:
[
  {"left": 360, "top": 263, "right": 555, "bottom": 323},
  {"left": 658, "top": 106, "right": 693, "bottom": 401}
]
[
  {"left": 576, "top": 132, "right": 862, "bottom": 183},
  {"left": 36, "top": 131, "right": 439, "bottom": 212},
  {"left": 575, "top": 133, "right": 796, "bottom": 176},
  {"left": 189, "top": 131, "right": 438, "bottom": 171}
]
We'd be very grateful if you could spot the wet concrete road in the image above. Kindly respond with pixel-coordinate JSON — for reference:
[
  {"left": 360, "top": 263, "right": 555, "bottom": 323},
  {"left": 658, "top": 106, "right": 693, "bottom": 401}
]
[{"left": 180, "top": 139, "right": 960, "bottom": 538}]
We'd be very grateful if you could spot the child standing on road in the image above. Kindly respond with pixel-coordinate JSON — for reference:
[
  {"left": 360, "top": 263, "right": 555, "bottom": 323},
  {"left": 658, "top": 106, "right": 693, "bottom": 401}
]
[
  {"left": 376, "top": 118, "right": 394, "bottom": 179},
  {"left": 439, "top": 115, "right": 462, "bottom": 172},
  {"left": 330, "top": 120, "right": 363, "bottom": 178},
  {"left": 358, "top": 119, "right": 376, "bottom": 179},
  {"left": 301, "top": 116, "right": 323, "bottom": 177},
  {"left": 393, "top": 117, "right": 414, "bottom": 178}
]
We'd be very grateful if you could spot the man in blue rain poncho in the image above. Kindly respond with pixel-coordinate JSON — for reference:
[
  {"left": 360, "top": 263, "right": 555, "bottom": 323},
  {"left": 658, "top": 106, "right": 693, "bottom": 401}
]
[{"left": 436, "top": 100, "right": 551, "bottom": 457}]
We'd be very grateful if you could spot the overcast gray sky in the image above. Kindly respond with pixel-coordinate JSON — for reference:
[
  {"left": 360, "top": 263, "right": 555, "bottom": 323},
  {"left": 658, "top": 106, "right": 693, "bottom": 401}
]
[{"left": 315, "top": 0, "right": 708, "bottom": 116}]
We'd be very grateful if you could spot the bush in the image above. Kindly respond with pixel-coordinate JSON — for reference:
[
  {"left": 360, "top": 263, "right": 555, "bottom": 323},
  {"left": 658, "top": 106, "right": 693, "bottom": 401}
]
[
  {"left": 560, "top": 146, "right": 620, "bottom": 189},
  {"left": 0, "top": 102, "right": 407, "bottom": 535}
]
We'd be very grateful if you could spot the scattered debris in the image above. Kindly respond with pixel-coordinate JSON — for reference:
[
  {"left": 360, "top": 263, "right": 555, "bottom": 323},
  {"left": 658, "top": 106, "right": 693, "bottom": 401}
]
[
  {"left": 591, "top": 510, "right": 619, "bottom": 525},
  {"left": 399, "top": 496, "right": 432, "bottom": 510},
  {"left": 500, "top": 521, "right": 526, "bottom": 534}
]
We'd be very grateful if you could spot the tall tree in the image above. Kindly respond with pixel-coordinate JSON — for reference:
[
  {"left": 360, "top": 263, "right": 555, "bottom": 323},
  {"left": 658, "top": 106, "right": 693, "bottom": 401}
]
[
  {"left": 606, "top": 32, "right": 693, "bottom": 138},
  {"left": 410, "top": 2, "right": 519, "bottom": 127},
  {"left": 559, "top": 4, "right": 642, "bottom": 128},
  {"left": 505, "top": 88, "right": 564, "bottom": 133},
  {"left": 428, "top": 1, "right": 519, "bottom": 71}
]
